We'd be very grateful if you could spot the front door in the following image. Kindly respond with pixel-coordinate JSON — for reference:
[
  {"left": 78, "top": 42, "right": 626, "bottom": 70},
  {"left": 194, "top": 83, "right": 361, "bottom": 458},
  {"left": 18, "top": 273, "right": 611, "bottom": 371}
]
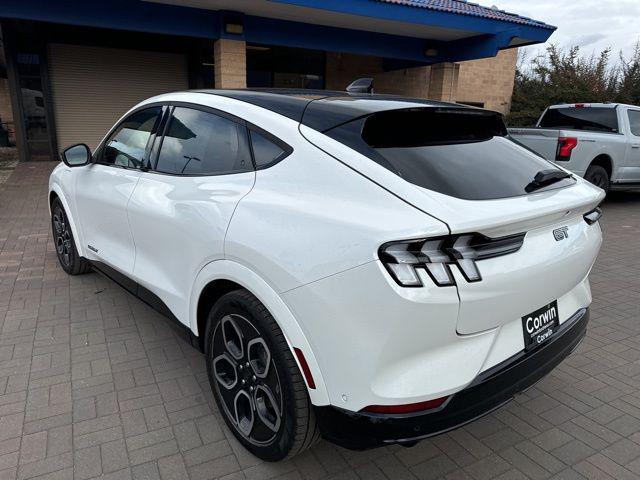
[{"left": 75, "top": 106, "right": 162, "bottom": 274}]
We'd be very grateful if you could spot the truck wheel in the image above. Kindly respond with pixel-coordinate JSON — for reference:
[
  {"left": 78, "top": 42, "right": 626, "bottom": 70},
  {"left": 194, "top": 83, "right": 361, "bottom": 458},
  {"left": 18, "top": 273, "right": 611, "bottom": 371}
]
[
  {"left": 205, "top": 290, "right": 319, "bottom": 461},
  {"left": 584, "top": 165, "right": 610, "bottom": 194}
]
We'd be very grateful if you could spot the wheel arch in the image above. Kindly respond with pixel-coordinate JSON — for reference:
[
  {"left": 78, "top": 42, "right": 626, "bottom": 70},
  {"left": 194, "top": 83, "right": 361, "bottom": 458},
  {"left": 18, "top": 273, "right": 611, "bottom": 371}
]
[
  {"left": 190, "top": 260, "right": 330, "bottom": 406},
  {"left": 588, "top": 154, "right": 613, "bottom": 180},
  {"left": 49, "top": 183, "right": 85, "bottom": 258}
]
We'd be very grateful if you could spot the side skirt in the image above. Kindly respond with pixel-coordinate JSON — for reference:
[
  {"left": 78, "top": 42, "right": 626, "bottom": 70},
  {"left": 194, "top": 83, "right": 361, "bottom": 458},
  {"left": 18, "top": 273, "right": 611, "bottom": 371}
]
[
  {"left": 88, "top": 259, "right": 202, "bottom": 351},
  {"left": 610, "top": 182, "right": 640, "bottom": 191}
]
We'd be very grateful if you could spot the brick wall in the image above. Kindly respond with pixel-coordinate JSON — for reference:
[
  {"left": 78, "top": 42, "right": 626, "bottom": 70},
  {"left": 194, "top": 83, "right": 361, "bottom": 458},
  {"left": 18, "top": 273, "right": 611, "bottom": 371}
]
[
  {"left": 456, "top": 48, "right": 518, "bottom": 114},
  {"left": 325, "top": 49, "right": 518, "bottom": 114},
  {"left": 427, "top": 63, "right": 459, "bottom": 102},
  {"left": 325, "top": 52, "right": 431, "bottom": 97},
  {"left": 0, "top": 78, "right": 13, "bottom": 124},
  {"left": 214, "top": 39, "right": 246, "bottom": 89}
]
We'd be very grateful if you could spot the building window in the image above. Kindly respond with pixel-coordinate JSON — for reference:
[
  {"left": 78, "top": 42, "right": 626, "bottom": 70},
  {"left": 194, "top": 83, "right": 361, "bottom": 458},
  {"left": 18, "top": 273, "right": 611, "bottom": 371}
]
[{"left": 247, "top": 44, "right": 325, "bottom": 89}]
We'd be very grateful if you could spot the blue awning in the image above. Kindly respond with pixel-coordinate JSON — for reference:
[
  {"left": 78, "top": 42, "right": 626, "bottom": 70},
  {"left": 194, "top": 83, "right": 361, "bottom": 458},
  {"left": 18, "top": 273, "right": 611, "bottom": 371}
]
[{"left": 0, "top": 0, "right": 556, "bottom": 65}]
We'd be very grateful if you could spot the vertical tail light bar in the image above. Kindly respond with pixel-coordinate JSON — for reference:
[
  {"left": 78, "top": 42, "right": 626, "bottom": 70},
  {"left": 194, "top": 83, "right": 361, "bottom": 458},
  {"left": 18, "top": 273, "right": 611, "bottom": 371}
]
[{"left": 556, "top": 137, "right": 578, "bottom": 161}]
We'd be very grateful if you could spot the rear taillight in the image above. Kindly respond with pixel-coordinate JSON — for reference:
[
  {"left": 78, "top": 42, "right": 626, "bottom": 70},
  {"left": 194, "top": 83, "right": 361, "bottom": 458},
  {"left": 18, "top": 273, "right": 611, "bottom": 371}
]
[
  {"left": 362, "top": 396, "right": 449, "bottom": 414},
  {"left": 556, "top": 137, "right": 578, "bottom": 161},
  {"left": 379, "top": 233, "right": 525, "bottom": 288}
]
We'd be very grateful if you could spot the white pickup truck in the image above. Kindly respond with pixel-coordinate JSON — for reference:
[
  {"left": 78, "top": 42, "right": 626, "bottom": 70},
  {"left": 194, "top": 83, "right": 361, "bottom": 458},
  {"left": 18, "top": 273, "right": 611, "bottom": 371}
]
[{"left": 509, "top": 103, "right": 640, "bottom": 194}]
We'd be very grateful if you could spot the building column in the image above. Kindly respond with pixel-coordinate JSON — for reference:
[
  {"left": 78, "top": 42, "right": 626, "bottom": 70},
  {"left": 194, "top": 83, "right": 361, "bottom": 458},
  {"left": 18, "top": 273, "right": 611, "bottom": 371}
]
[
  {"left": 427, "top": 62, "right": 459, "bottom": 102},
  {"left": 214, "top": 38, "right": 246, "bottom": 89}
]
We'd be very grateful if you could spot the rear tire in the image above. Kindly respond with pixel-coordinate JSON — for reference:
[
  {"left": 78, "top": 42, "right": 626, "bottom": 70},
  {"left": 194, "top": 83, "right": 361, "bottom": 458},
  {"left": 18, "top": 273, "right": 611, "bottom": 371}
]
[
  {"left": 205, "top": 289, "right": 319, "bottom": 461},
  {"left": 50, "top": 198, "right": 92, "bottom": 275},
  {"left": 584, "top": 165, "right": 610, "bottom": 194}
]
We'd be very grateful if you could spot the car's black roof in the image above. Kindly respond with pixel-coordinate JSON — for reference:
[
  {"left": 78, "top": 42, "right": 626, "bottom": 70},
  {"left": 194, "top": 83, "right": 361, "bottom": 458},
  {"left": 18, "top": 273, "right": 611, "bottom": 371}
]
[{"left": 197, "top": 89, "right": 474, "bottom": 132}]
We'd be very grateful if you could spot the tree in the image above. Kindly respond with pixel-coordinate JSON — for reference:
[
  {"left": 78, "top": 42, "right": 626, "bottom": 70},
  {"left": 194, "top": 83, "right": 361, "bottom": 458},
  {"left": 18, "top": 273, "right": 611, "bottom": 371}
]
[
  {"left": 616, "top": 44, "right": 640, "bottom": 104},
  {"left": 508, "top": 44, "right": 619, "bottom": 126}
]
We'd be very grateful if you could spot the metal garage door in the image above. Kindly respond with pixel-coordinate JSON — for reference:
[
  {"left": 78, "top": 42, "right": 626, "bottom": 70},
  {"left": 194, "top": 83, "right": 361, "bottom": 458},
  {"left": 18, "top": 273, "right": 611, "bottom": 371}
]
[{"left": 48, "top": 44, "right": 189, "bottom": 150}]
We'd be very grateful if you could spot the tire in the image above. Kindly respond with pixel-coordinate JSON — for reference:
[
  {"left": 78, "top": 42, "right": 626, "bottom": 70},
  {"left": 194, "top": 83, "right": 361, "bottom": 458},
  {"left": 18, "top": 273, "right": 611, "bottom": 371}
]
[
  {"left": 205, "top": 289, "right": 319, "bottom": 461},
  {"left": 584, "top": 165, "right": 610, "bottom": 195},
  {"left": 50, "top": 198, "right": 92, "bottom": 275}
]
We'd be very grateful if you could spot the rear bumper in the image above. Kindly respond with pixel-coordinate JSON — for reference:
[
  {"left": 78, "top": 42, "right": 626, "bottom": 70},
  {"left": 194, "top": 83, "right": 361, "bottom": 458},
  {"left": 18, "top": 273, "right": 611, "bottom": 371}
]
[{"left": 315, "top": 307, "right": 588, "bottom": 450}]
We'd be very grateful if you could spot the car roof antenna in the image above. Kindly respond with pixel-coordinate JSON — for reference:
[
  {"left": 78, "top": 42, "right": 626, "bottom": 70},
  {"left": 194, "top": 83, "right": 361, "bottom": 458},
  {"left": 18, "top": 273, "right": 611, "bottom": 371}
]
[{"left": 346, "top": 78, "right": 374, "bottom": 94}]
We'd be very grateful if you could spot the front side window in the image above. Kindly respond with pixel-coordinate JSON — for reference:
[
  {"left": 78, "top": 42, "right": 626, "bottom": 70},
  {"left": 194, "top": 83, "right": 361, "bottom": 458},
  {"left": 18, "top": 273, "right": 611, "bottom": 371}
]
[
  {"left": 155, "top": 107, "right": 252, "bottom": 175},
  {"left": 102, "top": 107, "right": 161, "bottom": 168},
  {"left": 628, "top": 110, "right": 640, "bottom": 137}
]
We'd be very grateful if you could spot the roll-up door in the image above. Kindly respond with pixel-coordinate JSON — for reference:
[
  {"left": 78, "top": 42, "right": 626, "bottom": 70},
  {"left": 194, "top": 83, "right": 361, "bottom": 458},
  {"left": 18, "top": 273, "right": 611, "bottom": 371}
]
[{"left": 49, "top": 43, "right": 189, "bottom": 150}]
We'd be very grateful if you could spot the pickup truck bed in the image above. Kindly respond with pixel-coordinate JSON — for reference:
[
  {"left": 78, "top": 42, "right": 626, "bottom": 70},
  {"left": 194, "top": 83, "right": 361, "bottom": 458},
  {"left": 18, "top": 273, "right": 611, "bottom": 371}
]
[{"left": 508, "top": 103, "right": 640, "bottom": 193}]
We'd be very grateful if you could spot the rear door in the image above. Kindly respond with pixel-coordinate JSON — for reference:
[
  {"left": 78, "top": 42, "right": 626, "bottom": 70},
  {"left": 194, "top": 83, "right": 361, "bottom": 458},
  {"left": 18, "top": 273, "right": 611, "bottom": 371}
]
[
  {"left": 127, "top": 105, "right": 256, "bottom": 324},
  {"left": 75, "top": 106, "right": 162, "bottom": 274}
]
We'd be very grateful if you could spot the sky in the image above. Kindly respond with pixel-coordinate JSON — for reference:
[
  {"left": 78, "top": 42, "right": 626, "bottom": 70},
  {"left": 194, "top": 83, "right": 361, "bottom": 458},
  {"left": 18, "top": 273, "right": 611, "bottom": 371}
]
[{"left": 475, "top": 0, "right": 640, "bottom": 64}]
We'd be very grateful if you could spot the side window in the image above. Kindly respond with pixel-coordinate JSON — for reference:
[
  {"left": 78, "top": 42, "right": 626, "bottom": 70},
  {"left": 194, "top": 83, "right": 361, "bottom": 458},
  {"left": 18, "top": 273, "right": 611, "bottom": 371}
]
[
  {"left": 250, "top": 129, "right": 289, "bottom": 168},
  {"left": 155, "top": 107, "right": 252, "bottom": 175},
  {"left": 628, "top": 110, "right": 640, "bottom": 137},
  {"left": 102, "top": 107, "right": 161, "bottom": 168}
]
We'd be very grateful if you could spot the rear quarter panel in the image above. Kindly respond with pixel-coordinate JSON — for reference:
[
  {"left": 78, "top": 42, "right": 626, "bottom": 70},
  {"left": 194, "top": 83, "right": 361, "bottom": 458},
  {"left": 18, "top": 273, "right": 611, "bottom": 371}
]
[
  {"left": 509, "top": 126, "right": 627, "bottom": 179},
  {"left": 224, "top": 136, "right": 449, "bottom": 293},
  {"left": 560, "top": 130, "right": 627, "bottom": 179},
  {"left": 508, "top": 128, "right": 559, "bottom": 161}
]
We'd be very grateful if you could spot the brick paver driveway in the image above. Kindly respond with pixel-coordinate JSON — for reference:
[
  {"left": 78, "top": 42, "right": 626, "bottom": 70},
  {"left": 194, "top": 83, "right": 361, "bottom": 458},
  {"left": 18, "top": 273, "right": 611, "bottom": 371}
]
[{"left": 1, "top": 162, "right": 640, "bottom": 480}]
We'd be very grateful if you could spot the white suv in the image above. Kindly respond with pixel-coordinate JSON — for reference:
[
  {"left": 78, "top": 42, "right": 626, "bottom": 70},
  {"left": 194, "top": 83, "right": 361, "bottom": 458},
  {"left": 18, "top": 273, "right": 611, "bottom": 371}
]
[{"left": 49, "top": 89, "right": 604, "bottom": 461}]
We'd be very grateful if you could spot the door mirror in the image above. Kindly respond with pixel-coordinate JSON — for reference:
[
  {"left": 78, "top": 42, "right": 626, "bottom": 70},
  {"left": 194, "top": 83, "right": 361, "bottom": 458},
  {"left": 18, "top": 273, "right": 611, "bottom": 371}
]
[{"left": 61, "top": 144, "right": 91, "bottom": 167}]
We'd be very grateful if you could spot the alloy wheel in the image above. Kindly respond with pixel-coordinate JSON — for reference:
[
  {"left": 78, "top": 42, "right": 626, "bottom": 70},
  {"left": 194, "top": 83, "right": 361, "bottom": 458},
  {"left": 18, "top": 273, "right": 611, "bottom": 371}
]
[
  {"left": 212, "top": 314, "right": 283, "bottom": 446},
  {"left": 53, "top": 208, "right": 72, "bottom": 268}
]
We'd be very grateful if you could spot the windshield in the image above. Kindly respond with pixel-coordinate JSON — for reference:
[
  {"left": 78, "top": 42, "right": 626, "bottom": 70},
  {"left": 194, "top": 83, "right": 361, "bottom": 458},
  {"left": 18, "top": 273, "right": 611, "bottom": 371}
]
[
  {"left": 326, "top": 108, "right": 575, "bottom": 200},
  {"left": 539, "top": 107, "right": 618, "bottom": 133}
]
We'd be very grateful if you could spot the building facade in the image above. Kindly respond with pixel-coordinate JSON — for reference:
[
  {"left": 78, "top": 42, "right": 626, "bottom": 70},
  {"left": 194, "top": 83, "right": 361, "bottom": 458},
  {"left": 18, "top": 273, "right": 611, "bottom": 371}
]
[{"left": 0, "top": 0, "right": 554, "bottom": 162}]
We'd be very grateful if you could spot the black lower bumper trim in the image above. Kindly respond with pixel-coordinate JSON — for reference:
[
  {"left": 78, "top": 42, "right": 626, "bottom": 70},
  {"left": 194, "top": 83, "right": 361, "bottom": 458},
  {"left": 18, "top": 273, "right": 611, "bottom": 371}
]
[{"left": 315, "top": 308, "right": 589, "bottom": 450}]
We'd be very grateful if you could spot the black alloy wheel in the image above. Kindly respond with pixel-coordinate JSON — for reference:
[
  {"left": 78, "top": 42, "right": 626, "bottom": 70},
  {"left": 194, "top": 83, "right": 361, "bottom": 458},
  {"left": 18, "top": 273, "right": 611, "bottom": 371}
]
[{"left": 206, "top": 290, "right": 319, "bottom": 461}]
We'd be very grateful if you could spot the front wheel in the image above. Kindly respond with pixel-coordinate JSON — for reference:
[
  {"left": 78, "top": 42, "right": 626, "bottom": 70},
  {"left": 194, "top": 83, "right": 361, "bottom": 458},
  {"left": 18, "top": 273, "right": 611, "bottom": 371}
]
[
  {"left": 205, "top": 290, "right": 319, "bottom": 461},
  {"left": 50, "top": 198, "right": 92, "bottom": 275},
  {"left": 584, "top": 165, "right": 610, "bottom": 195}
]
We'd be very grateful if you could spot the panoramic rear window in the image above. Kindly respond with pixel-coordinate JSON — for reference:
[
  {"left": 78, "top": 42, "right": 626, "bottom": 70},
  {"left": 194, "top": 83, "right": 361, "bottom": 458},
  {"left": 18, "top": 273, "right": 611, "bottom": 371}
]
[
  {"left": 326, "top": 108, "right": 575, "bottom": 200},
  {"left": 539, "top": 107, "right": 618, "bottom": 133}
]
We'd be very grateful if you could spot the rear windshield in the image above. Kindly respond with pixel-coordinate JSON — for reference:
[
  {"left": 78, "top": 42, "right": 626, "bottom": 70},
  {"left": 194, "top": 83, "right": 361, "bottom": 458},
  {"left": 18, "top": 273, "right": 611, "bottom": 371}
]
[
  {"left": 539, "top": 107, "right": 618, "bottom": 133},
  {"left": 326, "top": 108, "right": 575, "bottom": 200}
]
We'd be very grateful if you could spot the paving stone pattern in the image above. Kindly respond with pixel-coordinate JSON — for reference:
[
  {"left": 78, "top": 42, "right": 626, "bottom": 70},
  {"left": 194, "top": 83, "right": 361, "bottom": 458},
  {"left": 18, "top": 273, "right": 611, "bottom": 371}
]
[{"left": 1, "top": 162, "right": 640, "bottom": 479}]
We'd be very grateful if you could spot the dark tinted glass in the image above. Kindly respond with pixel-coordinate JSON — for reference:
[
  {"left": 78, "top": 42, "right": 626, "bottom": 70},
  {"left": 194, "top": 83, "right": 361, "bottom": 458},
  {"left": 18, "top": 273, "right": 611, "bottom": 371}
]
[
  {"left": 102, "top": 107, "right": 161, "bottom": 168},
  {"left": 539, "top": 107, "right": 618, "bottom": 133},
  {"left": 250, "top": 130, "right": 287, "bottom": 168},
  {"left": 156, "top": 107, "right": 252, "bottom": 175},
  {"left": 628, "top": 110, "right": 640, "bottom": 136},
  {"left": 327, "top": 109, "right": 574, "bottom": 200}
]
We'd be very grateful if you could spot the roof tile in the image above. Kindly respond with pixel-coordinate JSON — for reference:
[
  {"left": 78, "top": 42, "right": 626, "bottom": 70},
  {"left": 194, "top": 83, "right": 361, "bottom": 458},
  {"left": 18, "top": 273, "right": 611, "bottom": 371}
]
[{"left": 375, "top": 0, "right": 555, "bottom": 30}]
